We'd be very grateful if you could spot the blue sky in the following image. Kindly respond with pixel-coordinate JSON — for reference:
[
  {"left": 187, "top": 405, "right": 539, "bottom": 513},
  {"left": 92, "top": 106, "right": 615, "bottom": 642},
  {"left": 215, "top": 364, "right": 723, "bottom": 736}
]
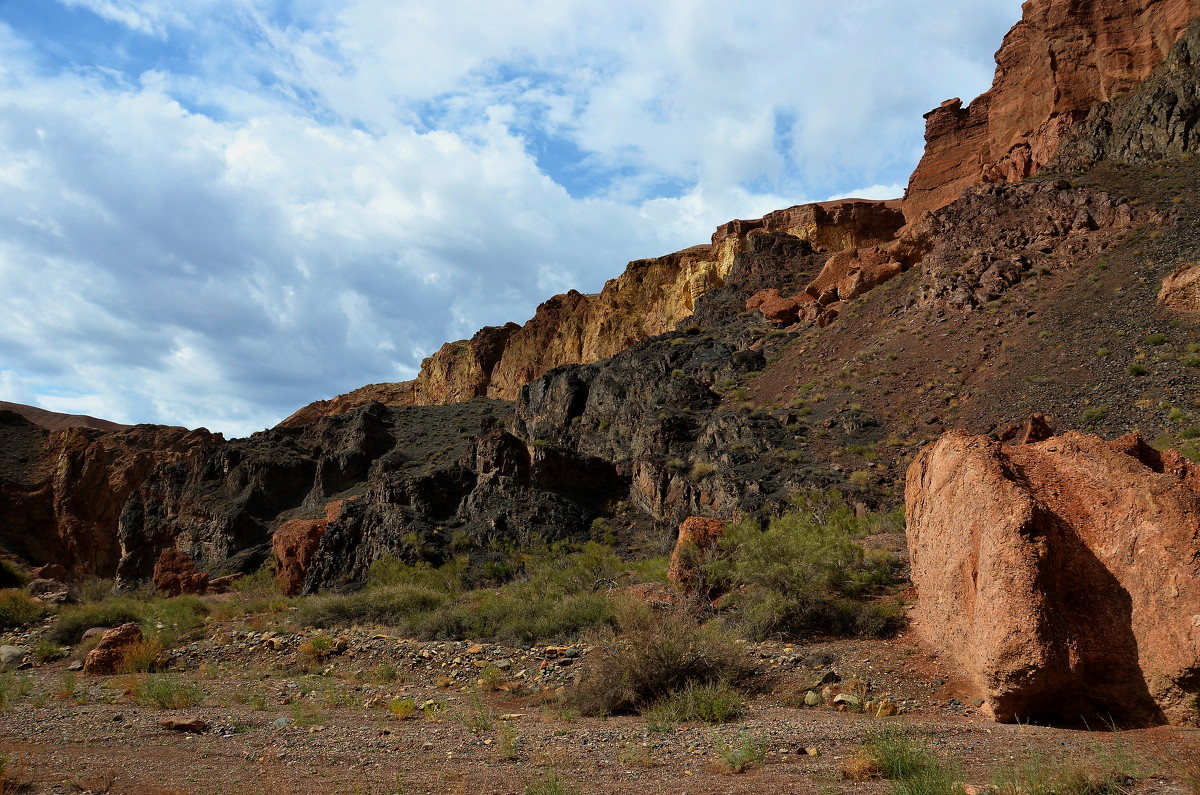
[{"left": 0, "top": 0, "right": 1023, "bottom": 436}]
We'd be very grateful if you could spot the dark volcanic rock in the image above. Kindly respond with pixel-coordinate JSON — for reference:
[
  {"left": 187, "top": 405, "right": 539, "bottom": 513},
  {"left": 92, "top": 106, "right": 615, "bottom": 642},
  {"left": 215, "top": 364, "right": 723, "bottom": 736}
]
[
  {"left": 119, "top": 400, "right": 628, "bottom": 592},
  {"left": 1054, "top": 19, "right": 1200, "bottom": 170}
]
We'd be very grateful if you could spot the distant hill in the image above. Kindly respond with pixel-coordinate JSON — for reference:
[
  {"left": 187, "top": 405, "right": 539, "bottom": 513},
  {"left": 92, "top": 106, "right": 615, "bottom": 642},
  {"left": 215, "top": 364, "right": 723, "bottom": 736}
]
[{"left": 0, "top": 401, "right": 129, "bottom": 433}]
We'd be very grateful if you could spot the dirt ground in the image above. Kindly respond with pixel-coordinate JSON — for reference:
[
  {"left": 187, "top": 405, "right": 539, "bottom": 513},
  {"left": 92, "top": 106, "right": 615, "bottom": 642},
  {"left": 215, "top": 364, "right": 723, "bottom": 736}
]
[{"left": 2, "top": 618, "right": 1197, "bottom": 795}]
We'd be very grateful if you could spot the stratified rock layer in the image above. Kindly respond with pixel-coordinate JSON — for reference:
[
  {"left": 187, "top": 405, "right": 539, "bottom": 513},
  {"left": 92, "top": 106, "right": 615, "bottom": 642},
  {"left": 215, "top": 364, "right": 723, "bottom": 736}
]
[
  {"left": 281, "top": 200, "right": 904, "bottom": 426},
  {"left": 906, "top": 429, "right": 1200, "bottom": 726},
  {"left": 905, "top": 0, "right": 1200, "bottom": 222}
]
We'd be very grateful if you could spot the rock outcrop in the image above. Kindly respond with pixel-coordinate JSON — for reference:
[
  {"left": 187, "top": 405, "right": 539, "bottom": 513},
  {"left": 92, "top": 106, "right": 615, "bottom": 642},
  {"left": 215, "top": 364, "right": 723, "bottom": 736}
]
[
  {"left": 83, "top": 622, "right": 143, "bottom": 675},
  {"left": 905, "top": 0, "right": 1200, "bottom": 222},
  {"left": 906, "top": 428, "right": 1200, "bottom": 726},
  {"left": 273, "top": 500, "right": 345, "bottom": 596},
  {"left": 281, "top": 200, "right": 904, "bottom": 426},
  {"left": 119, "top": 400, "right": 628, "bottom": 593},
  {"left": 152, "top": 548, "right": 209, "bottom": 597},
  {"left": 1054, "top": 17, "right": 1200, "bottom": 169},
  {"left": 0, "top": 409, "right": 217, "bottom": 579},
  {"left": 666, "top": 516, "right": 727, "bottom": 595},
  {"left": 1159, "top": 262, "right": 1200, "bottom": 312}
]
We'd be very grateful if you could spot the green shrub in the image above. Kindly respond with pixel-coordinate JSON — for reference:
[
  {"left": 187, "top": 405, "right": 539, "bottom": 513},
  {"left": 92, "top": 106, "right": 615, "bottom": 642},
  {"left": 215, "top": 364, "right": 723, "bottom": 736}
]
[
  {"left": 704, "top": 511, "right": 900, "bottom": 640},
  {"left": 367, "top": 556, "right": 466, "bottom": 593},
  {"left": 47, "top": 599, "right": 145, "bottom": 645},
  {"left": 0, "top": 590, "right": 47, "bottom": 629},
  {"left": 144, "top": 595, "right": 209, "bottom": 647},
  {"left": 645, "top": 681, "right": 745, "bottom": 725},
  {"left": 1146, "top": 333, "right": 1168, "bottom": 346},
  {"left": 134, "top": 676, "right": 203, "bottom": 709},
  {"left": 0, "top": 561, "right": 28, "bottom": 589},
  {"left": 861, "top": 729, "right": 964, "bottom": 795},
  {"left": 296, "top": 584, "right": 449, "bottom": 628},
  {"left": 714, "top": 730, "right": 767, "bottom": 773},
  {"left": 31, "top": 639, "right": 69, "bottom": 663},
  {"left": 1128, "top": 363, "right": 1149, "bottom": 376},
  {"left": 1080, "top": 406, "right": 1108, "bottom": 427},
  {"left": 571, "top": 600, "right": 750, "bottom": 716}
]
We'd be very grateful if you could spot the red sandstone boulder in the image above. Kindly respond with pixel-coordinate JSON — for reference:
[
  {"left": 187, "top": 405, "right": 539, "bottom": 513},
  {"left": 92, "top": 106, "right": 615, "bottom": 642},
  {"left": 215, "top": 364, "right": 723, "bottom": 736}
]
[
  {"left": 273, "top": 500, "right": 344, "bottom": 596},
  {"left": 152, "top": 548, "right": 209, "bottom": 597},
  {"left": 83, "top": 622, "right": 143, "bottom": 675},
  {"left": 906, "top": 428, "right": 1200, "bottom": 726},
  {"left": 31, "top": 563, "right": 67, "bottom": 581},
  {"left": 1159, "top": 262, "right": 1200, "bottom": 313},
  {"left": 667, "top": 517, "right": 727, "bottom": 595}
]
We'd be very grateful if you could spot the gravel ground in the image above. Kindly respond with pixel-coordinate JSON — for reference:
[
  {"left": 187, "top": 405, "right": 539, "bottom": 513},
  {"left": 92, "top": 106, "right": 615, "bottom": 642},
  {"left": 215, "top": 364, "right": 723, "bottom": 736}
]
[{"left": 2, "top": 617, "right": 1198, "bottom": 795}]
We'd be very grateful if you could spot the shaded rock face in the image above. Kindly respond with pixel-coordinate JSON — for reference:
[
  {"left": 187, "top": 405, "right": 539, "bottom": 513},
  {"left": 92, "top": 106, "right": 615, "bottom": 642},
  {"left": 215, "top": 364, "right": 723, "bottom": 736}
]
[
  {"left": 281, "top": 200, "right": 903, "bottom": 426},
  {"left": 905, "top": 0, "right": 1200, "bottom": 222},
  {"left": 152, "top": 548, "right": 209, "bottom": 597},
  {"left": 0, "top": 410, "right": 217, "bottom": 579},
  {"left": 906, "top": 429, "right": 1200, "bottom": 726},
  {"left": 1055, "top": 18, "right": 1200, "bottom": 169},
  {"left": 119, "top": 401, "right": 628, "bottom": 593}
]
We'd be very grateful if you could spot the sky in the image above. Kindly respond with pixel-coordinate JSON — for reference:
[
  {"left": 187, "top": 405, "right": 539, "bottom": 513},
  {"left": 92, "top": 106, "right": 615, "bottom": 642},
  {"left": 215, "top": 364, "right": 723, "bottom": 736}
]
[{"left": 0, "top": 0, "right": 1024, "bottom": 438}]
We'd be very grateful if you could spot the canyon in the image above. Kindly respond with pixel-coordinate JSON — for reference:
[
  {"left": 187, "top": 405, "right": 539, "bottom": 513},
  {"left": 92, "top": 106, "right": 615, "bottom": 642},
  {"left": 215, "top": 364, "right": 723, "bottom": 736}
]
[{"left": 2, "top": 0, "right": 1199, "bottom": 736}]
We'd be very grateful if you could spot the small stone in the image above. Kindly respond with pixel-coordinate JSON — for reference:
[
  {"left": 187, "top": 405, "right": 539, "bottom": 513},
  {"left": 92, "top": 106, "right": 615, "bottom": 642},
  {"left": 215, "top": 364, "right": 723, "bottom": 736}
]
[
  {"left": 272, "top": 717, "right": 293, "bottom": 729},
  {"left": 160, "top": 717, "right": 208, "bottom": 734},
  {"left": 0, "top": 646, "right": 27, "bottom": 667},
  {"left": 876, "top": 698, "right": 899, "bottom": 717},
  {"left": 815, "top": 669, "right": 841, "bottom": 685},
  {"left": 803, "top": 690, "right": 823, "bottom": 707},
  {"left": 833, "top": 693, "right": 862, "bottom": 708},
  {"left": 804, "top": 747, "right": 819, "bottom": 757},
  {"left": 466, "top": 644, "right": 483, "bottom": 654}
]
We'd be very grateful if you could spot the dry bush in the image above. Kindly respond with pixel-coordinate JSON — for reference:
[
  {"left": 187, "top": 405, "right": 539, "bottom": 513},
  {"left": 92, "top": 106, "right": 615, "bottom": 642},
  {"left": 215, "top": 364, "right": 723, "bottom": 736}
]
[{"left": 570, "top": 599, "right": 750, "bottom": 717}]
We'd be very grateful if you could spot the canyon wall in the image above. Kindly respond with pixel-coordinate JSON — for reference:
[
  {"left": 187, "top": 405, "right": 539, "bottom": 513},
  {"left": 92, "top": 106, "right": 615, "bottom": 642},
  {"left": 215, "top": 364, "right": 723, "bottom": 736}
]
[
  {"left": 280, "top": 200, "right": 904, "bottom": 427},
  {"left": 904, "top": 0, "right": 1200, "bottom": 222}
]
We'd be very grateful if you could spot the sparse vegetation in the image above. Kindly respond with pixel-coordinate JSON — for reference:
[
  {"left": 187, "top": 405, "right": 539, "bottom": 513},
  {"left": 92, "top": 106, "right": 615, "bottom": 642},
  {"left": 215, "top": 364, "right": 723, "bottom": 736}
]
[
  {"left": 133, "top": 676, "right": 203, "bottom": 709},
  {"left": 0, "top": 590, "right": 47, "bottom": 630},
  {"left": 713, "top": 730, "right": 767, "bottom": 773}
]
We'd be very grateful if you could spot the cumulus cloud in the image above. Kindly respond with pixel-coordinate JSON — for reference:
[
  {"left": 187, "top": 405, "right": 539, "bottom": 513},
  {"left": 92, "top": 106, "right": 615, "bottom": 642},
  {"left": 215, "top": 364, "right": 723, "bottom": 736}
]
[{"left": 0, "top": 0, "right": 1022, "bottom": 436}]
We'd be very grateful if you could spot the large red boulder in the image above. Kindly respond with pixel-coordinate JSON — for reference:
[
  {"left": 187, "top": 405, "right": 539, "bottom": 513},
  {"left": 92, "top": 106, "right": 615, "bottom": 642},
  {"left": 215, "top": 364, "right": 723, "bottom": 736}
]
[
  {"left": 82, "top": 622, "right": 143, "bottom": 675},
  {"left": 667, "top": 516, "right": 727, "bottom": 595},
  {"left": 273, "top": 500, "right": 344, "bottom": 596},
  {"left": 906, "top": 428, "right": 1200, "bottom": 726}
]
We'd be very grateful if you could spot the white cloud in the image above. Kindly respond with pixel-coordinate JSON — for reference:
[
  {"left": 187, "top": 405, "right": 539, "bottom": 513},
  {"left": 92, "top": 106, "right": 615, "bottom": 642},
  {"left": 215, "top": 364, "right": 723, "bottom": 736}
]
[{"left": 0, "top": 1, "right": 1024, "bottom": 436}]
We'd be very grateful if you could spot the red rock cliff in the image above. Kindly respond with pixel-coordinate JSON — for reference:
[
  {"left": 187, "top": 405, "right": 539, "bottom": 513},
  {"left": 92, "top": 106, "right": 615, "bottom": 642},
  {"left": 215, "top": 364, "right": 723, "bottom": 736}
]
[
  {"left": 904, "top": 0, "right": 1200, "bottom": 222},
  {"left": 0, "top": 408, "right": 217, "bottom": 578}
]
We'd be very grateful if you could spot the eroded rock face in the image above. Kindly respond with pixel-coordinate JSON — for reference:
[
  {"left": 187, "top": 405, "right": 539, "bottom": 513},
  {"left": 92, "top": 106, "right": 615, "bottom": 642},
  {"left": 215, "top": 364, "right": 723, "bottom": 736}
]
[
  {"left": 906, "top": 429, "right": 1200, "bottom": 726},
  {"left": 1054, "top": 18, "right": 1200, "bottom": 169},
  {"left": 0, "top": 410, "right": 217, "bottom": 579},
  {"left": 905, "top": 0, "right": 1200, "bottom": 222},
  {"left": 281, "top": 200, "right": 904, "bottom": 425},
  {"left": 120, "top": 400, "right": 628, "bottom": 593},
  {"left": 273, "top": 501, "right": 344, "bottom": 596},
  {"left": 1159, "top": 262, "right": 1200, "bottom": 312},
  {"left": 152, "top": 548, "right": 209, "bottom": 597},
  {"left": 83, "top": 622, "right": 143, "bottom": 675}
]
